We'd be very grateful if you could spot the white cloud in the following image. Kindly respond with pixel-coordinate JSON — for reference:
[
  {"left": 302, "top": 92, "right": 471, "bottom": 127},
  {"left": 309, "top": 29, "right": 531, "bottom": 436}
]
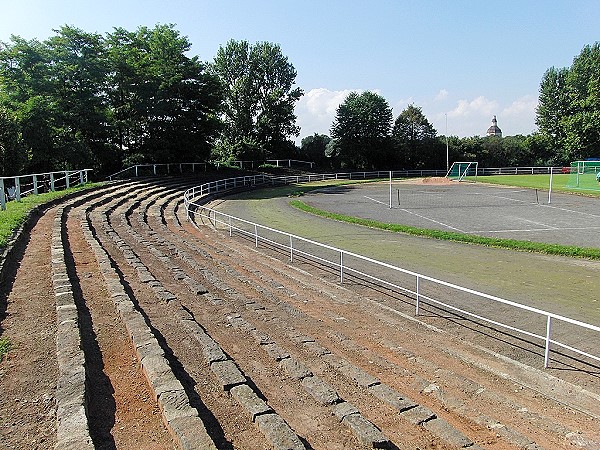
[
  {"left": 295, "top": 90, "right": 539, "bottom": 141},
  {"left": 295, "top": 88, "right": 359, "bottom": 141},
  {"left": 502, "top": 95, "right": 538, "bottom": 117},
  {"left": 500, "top": 95, "right": 539, "bottom": 136},
  {"left": 448, "top": 96, "right": 498, "bottom": 119},
  {"left": 434, "top": 89, "right": 448, "bottom": 101}
]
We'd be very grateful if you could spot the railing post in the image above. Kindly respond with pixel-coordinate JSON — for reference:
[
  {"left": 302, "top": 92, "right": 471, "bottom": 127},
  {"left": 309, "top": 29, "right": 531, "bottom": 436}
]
[
  {"left": 65, "top": 171, "right": 70, "bottom": 189},
  {"left": 50, "top": 173, "right": 55, "bottom": 191},
  {"left": 33, "top": 175, "right": 39, "bottom": 194},
  {"left": 415, "top": 276, "right": 420, "bottom": 316},
  {"left": 544, "top": 316, "right": 552, "bottom": 368},
  {"left": 79, "top": 170, "right": 84, "bottom": 185},
  {"left": 135, "top": 165, "right": 139, "bottom": 177},
  {"left": 15, "top": 177, "right": 21, "bottom": 201},
  {"left": 340, "top": 251, "right": 344, "bottom": 284},
  {"left": 0, "top": 179, "right": 5, "bottom": 210}
]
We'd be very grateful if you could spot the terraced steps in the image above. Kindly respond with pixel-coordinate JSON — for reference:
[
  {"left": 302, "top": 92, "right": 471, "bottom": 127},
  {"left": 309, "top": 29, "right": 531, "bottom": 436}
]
[{"left": 1, "top": 177, "right": 599, "bottom": 449}]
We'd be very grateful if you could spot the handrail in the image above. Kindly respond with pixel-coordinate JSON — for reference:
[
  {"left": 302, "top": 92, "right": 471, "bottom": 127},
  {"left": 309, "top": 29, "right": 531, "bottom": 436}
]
[
  {"left": 183, "top": 172, "right": 600, "bottom": 369},
  {"left": 107, "top": 162, "right": 209, "bottom": 180},
  {"left": 1, "top": 169, "right": 92, "bottom": 211}
]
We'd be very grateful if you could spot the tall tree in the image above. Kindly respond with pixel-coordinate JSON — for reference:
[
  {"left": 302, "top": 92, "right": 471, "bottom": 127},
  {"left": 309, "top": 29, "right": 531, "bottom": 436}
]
[
  {"left": 0, "top": 35, "right": 56, "bottom": 173},
  {"left": 563, "top": 43, "right": 600, "bottom": 160},
  {"left": 211, "top": 40, "right": 302, "bottom": 161},
  {"left": 392, "top": 104, "right": 438, "bottom": 168},
  {"left": 330, "top": 91, "right": 392, "bottom": 169},
  {"left": 536, "top": 42, "right": 600, "bottom": 163},
  {"left": 536, "top": 67, "right": 569, "bottom": 161},
  {"left": 46, "top": 26, "right": 114, "bottom": 171},
  {"left": 107, "top": 24, "right": 222, "bottom": 165}
]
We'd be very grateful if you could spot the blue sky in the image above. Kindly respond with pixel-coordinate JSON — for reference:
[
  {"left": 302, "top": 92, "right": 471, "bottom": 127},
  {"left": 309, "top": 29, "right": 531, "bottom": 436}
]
[{"left": 1, "top": 1, "right": 598, "bottom": 142}]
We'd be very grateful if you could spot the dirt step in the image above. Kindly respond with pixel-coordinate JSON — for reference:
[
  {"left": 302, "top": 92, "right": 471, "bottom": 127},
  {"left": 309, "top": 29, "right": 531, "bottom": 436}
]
[
  {"left": 122, "top": 186, "right": 489, "bottom": 448},
  {"left": 86, "top": 187, "right": 298, "bottom": 446},
  {"left": 160, "top": 184, "right": 600, "bottom": 450}
]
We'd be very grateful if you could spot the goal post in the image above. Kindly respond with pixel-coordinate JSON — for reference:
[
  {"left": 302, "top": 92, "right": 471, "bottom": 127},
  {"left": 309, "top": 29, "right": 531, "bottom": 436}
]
[
  {"left": 566, "top": 160, "right": 600, "bottom": 190},
  {"left": 446, "top": 161, "right": 478, "bottom": 182}
]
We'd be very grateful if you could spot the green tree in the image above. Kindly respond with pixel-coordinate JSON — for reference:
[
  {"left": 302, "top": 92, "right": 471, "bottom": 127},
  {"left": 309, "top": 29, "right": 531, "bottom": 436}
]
[
  {"left": 46, "top": 26, "right": 114, "bottom": 172},
  {"left": 536, "top": 43, "right": 600, "bottom": 163},
  {"left": 536, "top": 67, "right": 569, "bottom": 159},
  {"left": 0, "top": 36, "right": 56, "bottom": 173},
  {"left": 0, "top": 106, "right": 23, "bottom": 175},
  {"left": 392, "top": 104, "right": 438, "bottom": 168},
  {"left": 330, "top": 91, "right": 392, "bottom": 169},
  {"left": 300, "top": 133, "right": 331, "bottom": 167},
  {"left": 107, "top": 24, "right": 222, "bottom": 166},
  {"left": 564, "top": 43, "right": 600, "bottom": 160},
  {"left": 211, "top": 40, "right": 302, "bottom": 161}
]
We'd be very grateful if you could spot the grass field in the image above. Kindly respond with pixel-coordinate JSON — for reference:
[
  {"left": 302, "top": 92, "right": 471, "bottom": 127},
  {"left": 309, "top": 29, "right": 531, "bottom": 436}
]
[
  {"left": 469, "top": 174, "right": 600, "bottom": 196},
  {"left": 0, "top": 183, "right": 102, "bottom": 249}
]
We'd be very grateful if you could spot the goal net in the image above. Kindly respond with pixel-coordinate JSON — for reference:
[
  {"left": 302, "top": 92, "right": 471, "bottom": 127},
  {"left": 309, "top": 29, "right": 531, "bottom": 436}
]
[
  {"left": 565, "top": 160, "right": 600, "bottom": 191},
  {"left": 446, "top": 161, "right": 478, "bottom": 182}
]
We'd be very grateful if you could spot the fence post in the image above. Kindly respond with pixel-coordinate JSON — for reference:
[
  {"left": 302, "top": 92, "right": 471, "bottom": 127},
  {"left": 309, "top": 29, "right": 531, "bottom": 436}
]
[
  {"left": 79, "top": 170, "right": 84, "bottom": 185},
  {"left": 415, "top": 275, "right": 420, "bottom": 316},
  {"left": 135, "top": 166, "right": 139, "bottom": 177},
  {"left": 290, "top": 235, "right": 293, "bottom": 262},
  {"left": 548, "top": 170, "right": 553, "bottom": 204},
  {"left": 229, "top": 216, "right": 232, "bottom": 237},
  {"left": 544, "top": 316, "right": 552, "bottom": 368},
  {"left": 33, "top": 175, "right": 39, "bottom": 194},
  {"left": 65, "top": 171, "right": 70, "bottom": 189},
  {"left": 50, "top": 173, "right": 55, "bottom": 191},
  {"left": 153, "top": 165, "right": 157, "bottom": 175},
  {"left": 15, "top": 177, "right": 21, "bottom": 201},
  {"left": 340, "top": 251, "right": 344, "bottom": 284},
  {"left": 0, "top": 179, "right": 5, "bottom": 210},
  {"left": 254, "top": 224, "right": 258, "bottom": 248}
]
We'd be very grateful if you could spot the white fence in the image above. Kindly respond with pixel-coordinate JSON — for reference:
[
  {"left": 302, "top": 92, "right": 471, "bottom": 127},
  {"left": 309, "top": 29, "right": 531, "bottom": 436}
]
[
  {"left": 183, "top": 172, "right": 600, "bottom": 369},
  {"left": 1, "top": 169, "right": 92, "bottom": 211},
  {"left": 107, "top": 162, "right": 209, "bottom": 180}
]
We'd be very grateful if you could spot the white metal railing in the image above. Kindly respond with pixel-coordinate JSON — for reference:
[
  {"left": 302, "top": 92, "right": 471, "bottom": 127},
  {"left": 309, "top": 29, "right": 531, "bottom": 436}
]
[
  {"left": 107, "top": 162, "right": 209, "bottom": 180},
  {"left": 476, "top": 166, "right": 564, "bottom": 175},
  {"left": 233, "top": 159, "right": 316, "bottom": 170},
  {"left": 183, "top": 173, "right": 600, "bottom": 369},
  {"left": 1, "top": 169, "right": 92, "bottom": 211}
]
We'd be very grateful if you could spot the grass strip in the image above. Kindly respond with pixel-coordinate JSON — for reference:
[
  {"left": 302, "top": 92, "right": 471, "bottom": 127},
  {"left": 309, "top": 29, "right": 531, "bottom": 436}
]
[
  {"left": 289, "top": 199, "right": 600, "bottom": 260},
  {"left": 0, "top": 183, "right": 103, "bottom": 249},
  {"left": 0, "top": 337, "right": 11, "bottom": 361}
]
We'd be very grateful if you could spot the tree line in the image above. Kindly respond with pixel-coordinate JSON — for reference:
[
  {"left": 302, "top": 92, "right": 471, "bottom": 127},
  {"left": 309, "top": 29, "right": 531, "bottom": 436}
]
[
  {"left": 0, "top": 25, "right": 302, "bottom": 177},
  {"left": 0, "top": 24, "right": 598, "bottom": 177},
  {"left": 302, "top": 42, "right": 599, "bottom": 171}
]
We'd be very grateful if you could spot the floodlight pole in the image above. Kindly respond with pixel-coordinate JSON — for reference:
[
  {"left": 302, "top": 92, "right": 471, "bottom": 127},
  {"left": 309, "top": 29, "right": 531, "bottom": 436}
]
[{"left": 445, "top": 113, "right": 449, "bottom": 172}]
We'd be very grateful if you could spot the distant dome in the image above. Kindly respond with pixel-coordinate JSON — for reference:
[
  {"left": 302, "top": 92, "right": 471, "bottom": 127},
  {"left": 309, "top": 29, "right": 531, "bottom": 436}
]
[{"left": 486, "top": 115, "right": 502, "bottom": 137}]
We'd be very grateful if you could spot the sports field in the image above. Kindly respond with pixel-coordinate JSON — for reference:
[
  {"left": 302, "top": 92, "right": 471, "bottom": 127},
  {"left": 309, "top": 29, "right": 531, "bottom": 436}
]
[{"left": 301, "top": 178, "right": 600, "bottom": 249}]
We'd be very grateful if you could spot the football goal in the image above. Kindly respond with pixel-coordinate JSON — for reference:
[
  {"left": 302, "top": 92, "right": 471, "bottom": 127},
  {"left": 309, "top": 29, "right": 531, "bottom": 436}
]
[
  {"left": 446, "top": 161, "right": 478, "bottom": 182},
  {"left": 565, "top": 160, "right": 600, "bottom": 191}
]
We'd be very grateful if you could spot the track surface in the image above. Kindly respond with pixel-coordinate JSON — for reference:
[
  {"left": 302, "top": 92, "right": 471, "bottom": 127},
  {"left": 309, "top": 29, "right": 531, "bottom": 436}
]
[
  {"left": 1, "top": 176, "right": 599, "bottom": 449},
  {"left": 299, "top": 180, "right": 600, "bottom": 248}
]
